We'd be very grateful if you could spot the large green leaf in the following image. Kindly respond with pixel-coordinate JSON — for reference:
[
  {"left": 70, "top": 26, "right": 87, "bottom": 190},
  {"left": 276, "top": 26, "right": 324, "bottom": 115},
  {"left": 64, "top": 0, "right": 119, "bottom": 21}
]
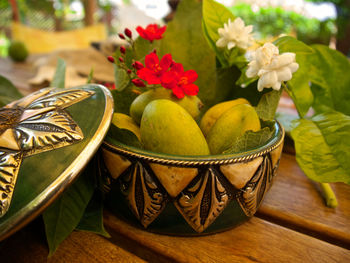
[
  {"left": 273, "top": 36, "right": 314, "bottom": 117},
  {"left": 274, "top": 36, "right": 314, "bottom": 54},
  {"left": 43, "top": 161, "right": 96, "bottom": 255},
  {"left": 215, "top": 65, "right": 242, "bottom": 105},
  {"left": 134, "top": 36, "right": 160, "bottom": 62},
  {"left": 309, "top": 45, "right": 350, "bottom": 116},
  {"left": 76, "top": 191, "right": 110, "bottom": 238},
  {"left": 51, "top": 58, "right": 66, "bottom": 89},
  {"left": 230, "top": 79, "right": 270, "bottom": 106},
  {"left": 0, "top": 75, "right": 23, "bottom": 107},
  {"left": 291, "top": 111, "right": 350, "bottom": 184},
  {"left": 158, "top": 0, "right": 218, "bottom": 109},
  {"left": 202, "top": 0, "right": 235, "bottom": 67},
  {"left": 285, "top": 53, "right": 314, "bottom": 117}
]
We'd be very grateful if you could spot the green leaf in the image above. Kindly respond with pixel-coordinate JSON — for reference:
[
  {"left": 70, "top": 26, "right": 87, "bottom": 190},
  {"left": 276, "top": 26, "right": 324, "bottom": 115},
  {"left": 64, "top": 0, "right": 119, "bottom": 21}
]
[
  {"left": 159, "top": 0, "right": 218, "bottom": 109},
  {"left": 255, "top": 89, "right": 282, "bottom": 120},
  {"left": 224, "top": 120, "right": 276, "bottom": 153},
  {"left": 235, "top": 66, "right": 257, "bottom": 87},
  {"left": 0, "top": 75, "right": 23, "bottom": 107},
  {"left": 134, "top": 36, "right": 160, "bottom": 61},
  {"left": 51, "top": 58, "right": 66, "bottom": 89},
  {"left": 43, "top": 161, "right": 96, "bottom": 255},
  {"left": 202, "top": 0, "right": 235, "bottom": 67},
  {"left": 76, "top": 192, "right": 110, "bottom": 238},
  {"left": 274, "top": 36, "right": 314, "bottom": 54},
  {"left": 286, "top": 53, "right": 314, "bottom": 117},
  {"left": 105, "top": 124, "right": 142, "bottom": 149},
  {"left": 230, "top": 79, "right": 270, "bottom": 106},
  {"left": 215, "top": 65, "right": 242, "bottom": 105},
  {"left": 273, "top": 36, "right": 314, "bottom": 117},
  {"left": 113, "top": 64, "right": 130, "bottom": 91},
  {"left": 111, "top": 84, "right": 138, "bottom": 114},
  {"left": 309, "top": 45, "right": 350, "bottom": 116},
  {"left": 291, "top": 111, "right": 350, "bottom": 184},
  {"left": 87, "top": 68, "right": 94, "bottom": 84},
  {"left": 202, "top": 20, "right": 227, "bottom": 68}
]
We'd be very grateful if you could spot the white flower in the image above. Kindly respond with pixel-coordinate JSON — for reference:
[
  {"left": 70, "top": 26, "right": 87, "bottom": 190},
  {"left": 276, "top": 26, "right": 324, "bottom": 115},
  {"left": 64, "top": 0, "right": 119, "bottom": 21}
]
[
  {"left": 246, "top": 42, "right": 299, "bottom": 92},
  {"left": 216, "top": 17, "right": 254, "bottom": 50}
]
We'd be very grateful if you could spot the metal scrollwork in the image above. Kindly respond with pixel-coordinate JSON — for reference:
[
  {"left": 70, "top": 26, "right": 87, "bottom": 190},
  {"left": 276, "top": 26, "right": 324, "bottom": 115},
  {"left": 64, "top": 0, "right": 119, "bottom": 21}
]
[
  {"left": 0, "top": 88, "right": 94, "bottom": 217},
  {"left": 237, "top": 155, "right": 273, "bottom": 217},
  {"left": 119, "top": 162, "right": 168, "bottom": 227}
]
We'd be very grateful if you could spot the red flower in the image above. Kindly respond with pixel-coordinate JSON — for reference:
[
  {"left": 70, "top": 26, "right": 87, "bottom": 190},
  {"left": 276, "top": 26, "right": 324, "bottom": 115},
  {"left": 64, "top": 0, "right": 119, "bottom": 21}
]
[
  {"left": 136, "top": 24, "right": 167, "bottom": 42},
  {"left": 162, "top": 63, "right": 199, "bottom": 99},
  {"left": 136, "top": 52, "right": 172, "bottom": 85}
]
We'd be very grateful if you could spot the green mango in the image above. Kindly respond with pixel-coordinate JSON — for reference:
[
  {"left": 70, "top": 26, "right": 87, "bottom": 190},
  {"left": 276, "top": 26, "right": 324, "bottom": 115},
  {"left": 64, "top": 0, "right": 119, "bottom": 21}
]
[
  {"left": 207, "top": 104, "right": 261, "bottom": 155},
  {"left": 141, "top": 99, "right": 210, "bottom": 156},
  {"left": 130, "top": 88, "right": 203, "bottom": 124},
  {"left": 200, "top": 98, "right": 249, "bottom": 137}
]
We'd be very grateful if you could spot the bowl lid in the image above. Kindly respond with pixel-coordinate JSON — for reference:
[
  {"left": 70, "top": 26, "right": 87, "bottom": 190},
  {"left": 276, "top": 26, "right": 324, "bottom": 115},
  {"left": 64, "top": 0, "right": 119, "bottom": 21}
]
[{"left": 0, "top": 84, "right": 113, "bottom": 241}]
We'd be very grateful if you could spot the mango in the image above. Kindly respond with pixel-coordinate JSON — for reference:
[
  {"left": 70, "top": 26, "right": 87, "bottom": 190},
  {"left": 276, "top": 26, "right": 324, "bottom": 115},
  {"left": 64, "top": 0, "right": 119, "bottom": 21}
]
[
  {"left": 200, "top": 98, "right": 249, "bottom": 137},
  {"left": 207, "top": 104, "right": 261, "bottom": 154},
  {"left": 130, "top": 88, "right": 203, "bottom": 124},
  {"left": 141, "top": 99, "right": 210, "bottom": 156},
  {"left": 112, "top": 113, "right": 141, "bottom": 141}
]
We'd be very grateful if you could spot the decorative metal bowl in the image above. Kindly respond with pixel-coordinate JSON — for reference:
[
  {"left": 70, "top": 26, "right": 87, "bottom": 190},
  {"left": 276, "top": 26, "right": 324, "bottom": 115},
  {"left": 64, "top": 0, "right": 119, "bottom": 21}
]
[{"left": 101, "top": 122, "right": 284, "bottom": 235}]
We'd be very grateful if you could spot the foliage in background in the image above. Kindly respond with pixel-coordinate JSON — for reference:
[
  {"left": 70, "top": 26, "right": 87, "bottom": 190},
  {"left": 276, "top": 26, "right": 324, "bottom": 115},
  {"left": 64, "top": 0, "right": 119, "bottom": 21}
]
[
  {"left": 229, "top": 3, "right": 336, "bottom": 46},
  {"left": 305, "top": 0, "right": 350, "bottom": 55}
]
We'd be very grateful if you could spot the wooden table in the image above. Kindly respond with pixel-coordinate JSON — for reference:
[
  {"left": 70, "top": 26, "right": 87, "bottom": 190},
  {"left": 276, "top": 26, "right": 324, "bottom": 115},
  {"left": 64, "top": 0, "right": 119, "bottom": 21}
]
[{"left": 0, "top": 57, "right": 349, "bottom": 262}]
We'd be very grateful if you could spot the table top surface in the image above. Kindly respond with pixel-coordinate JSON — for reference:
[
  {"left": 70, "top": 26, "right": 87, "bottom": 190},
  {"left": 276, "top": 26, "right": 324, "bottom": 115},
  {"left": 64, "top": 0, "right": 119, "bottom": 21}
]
[{"left": 0, "top": 57, "right": 349, "bottom": 263}]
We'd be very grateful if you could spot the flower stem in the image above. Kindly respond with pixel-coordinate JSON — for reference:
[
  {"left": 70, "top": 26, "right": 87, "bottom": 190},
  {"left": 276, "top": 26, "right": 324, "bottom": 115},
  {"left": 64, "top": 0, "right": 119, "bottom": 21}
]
[{"left": 319, "top": 183, "right": 338, "bottom": 208}]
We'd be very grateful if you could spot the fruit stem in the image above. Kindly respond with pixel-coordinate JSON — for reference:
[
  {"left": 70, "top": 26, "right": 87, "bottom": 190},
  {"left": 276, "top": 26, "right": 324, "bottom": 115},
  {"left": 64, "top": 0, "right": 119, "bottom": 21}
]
[{"left": 320, "top": 183, "right": 338, "bottom": 208}]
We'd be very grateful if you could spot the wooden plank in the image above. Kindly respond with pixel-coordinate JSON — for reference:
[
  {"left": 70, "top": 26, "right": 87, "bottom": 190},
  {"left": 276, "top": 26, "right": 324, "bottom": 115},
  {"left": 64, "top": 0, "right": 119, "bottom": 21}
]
[
  {"left": 0, "top": 57, "right": 38, "bottom": 95},
  {"left": 103, "top": 211, "right": 350, "bottom": 263},
  {"left": 258, "top": 153, "right": 350, "bottom": 248},
  {"left": 0, "top": 219, "right": 146, "bottom": 263}
]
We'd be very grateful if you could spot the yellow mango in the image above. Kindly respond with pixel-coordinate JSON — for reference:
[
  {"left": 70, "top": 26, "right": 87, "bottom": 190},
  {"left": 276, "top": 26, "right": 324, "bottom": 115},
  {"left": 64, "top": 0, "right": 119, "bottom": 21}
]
[
  {"left": 200, "top": 98, "right": 249, "bottom": 136},
  {"left": 207, "top": 104, "right": 260, "bottom": 155}
]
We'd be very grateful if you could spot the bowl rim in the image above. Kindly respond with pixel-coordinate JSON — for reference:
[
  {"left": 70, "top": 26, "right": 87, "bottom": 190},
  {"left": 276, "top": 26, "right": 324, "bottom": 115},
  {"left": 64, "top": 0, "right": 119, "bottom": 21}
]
[{"left": 102, "top": 121, "right": 285, "bottom": 166}]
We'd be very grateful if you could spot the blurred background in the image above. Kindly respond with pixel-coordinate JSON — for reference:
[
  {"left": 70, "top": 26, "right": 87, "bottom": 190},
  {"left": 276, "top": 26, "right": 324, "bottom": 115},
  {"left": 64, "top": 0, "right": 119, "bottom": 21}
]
[
  {"left": 0, "top": 0, "right": 348, "bottom": 91},
  {"left": 0, "top": 0, "right": 349, "bottom": 56}
]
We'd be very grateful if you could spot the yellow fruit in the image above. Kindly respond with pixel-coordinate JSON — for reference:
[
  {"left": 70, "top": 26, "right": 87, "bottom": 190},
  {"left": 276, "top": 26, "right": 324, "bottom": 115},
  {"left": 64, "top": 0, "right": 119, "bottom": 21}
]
[
  {"left": 207, "top": 104, "right": 261, "bottom": 155},
  {"left": 140, "top": 99, "right": 210, "bottom": 156},
  {"left": 112, "top": 113, "right": 141, "bottom": 140},
  {"left": 130, "top": 88, "right": 203, "bottom": 124},
  {"left": 200, "top": 98, "right": 250, "bottom": 136}
]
